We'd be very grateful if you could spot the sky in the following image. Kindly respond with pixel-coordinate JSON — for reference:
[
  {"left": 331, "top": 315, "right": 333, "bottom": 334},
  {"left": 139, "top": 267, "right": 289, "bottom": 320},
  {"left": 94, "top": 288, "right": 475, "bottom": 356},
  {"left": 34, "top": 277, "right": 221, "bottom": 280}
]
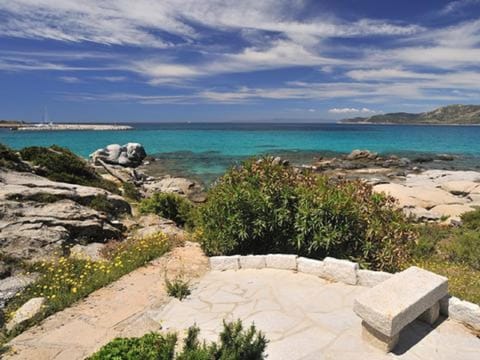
[{"left": 0, "top": 0, "right": 479, "bottom": 123}]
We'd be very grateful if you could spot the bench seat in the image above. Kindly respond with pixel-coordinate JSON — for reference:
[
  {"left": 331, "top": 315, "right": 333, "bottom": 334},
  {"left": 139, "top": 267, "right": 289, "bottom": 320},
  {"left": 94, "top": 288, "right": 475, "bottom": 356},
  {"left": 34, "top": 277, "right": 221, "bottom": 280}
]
[{"left": 354, "top": 266, "right": 448, "bottom": 352}]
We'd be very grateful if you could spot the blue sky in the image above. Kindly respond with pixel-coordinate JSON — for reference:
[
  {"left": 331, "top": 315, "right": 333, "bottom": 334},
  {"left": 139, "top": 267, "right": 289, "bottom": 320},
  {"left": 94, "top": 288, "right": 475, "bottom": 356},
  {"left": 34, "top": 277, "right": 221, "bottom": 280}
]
[{"left": 0, "top": 0, "right": 479, "bottom": 122}]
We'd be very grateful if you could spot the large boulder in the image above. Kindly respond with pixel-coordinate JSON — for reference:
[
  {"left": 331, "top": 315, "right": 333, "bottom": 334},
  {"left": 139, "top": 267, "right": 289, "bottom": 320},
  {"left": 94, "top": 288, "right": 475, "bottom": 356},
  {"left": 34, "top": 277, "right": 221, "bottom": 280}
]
[
  {"left": 128, "top": 214, "right": 186, "bottom": 243},
  {"left": 0, "top": 169, "right": 130, "bottom": 261},
  {"left": 346, "top": 149, "right": 378, "bottom": 161},
  {"left": 142, "top": 176, "right": 205, "bottom": 202},
  {"left": 90, "top": 143, "right": 146, "bottom": 168}
]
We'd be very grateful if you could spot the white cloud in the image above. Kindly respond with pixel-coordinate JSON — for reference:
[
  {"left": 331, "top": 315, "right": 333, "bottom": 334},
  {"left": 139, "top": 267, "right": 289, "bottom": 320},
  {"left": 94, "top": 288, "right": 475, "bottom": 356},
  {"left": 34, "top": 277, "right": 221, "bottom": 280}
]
[
  {"left": 328, "top": 107, "right": 377, "bottom": 114},
  {"left": 59, "top": 76, "right": 82, "bottom": 83},
  {"left": 0, "top": 0, "right": 423, "bottom": 48}
]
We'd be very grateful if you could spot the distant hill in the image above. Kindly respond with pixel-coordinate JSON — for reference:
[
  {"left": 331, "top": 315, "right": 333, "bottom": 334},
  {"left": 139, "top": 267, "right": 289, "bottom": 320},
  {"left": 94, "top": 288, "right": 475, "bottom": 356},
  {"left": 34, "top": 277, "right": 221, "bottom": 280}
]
[{"left": 340, "top": 105, "right": 480, "bottom": 125}]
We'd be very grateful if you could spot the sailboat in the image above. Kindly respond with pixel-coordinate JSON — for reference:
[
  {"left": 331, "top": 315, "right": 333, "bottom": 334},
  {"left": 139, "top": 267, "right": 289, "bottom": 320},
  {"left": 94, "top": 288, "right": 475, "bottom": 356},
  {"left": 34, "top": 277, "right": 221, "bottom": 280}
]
[{"left": 35, "top": 106, "right": 54, "bottom": 128}]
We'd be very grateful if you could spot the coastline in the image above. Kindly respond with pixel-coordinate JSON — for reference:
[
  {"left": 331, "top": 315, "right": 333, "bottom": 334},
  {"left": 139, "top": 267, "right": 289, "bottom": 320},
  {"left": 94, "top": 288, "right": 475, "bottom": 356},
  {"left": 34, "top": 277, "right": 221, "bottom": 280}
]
[
  {"left": 338, "top": 121, "right": 480, "bottom": 126},
  {"left": 15, "top": 124, "right": 132, "bottom": 131}
]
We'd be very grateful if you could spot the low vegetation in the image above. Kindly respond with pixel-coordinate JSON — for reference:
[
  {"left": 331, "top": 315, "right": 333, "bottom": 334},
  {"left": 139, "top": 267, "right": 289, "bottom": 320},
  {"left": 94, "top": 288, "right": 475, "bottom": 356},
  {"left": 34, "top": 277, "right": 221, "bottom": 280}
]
[
  {"left": 3, "top": 232, "right": 170, "bottom": 337},
  {"left": 122, "top": 182, "right": 142, "bottom": 201},
  {"left": 165, "top": 276, "right": 191, "bottom": 300},
  {"left": 197, "top": 158, "right": 415, "bottom": 272},
  {"left": 139, "top": 193, "right": 195, "bottom": 228},
  {"left": 0, "top": 143, "right": 26, "bottom": 171},
  {"left": 411, "top": 209, "right": 480, "bottom": 304},
  {"left": 88, "top": 320, "right": 267, "bottom": 360},
  {"left": 19, "top": 145, "right": 119, "bottom": 193}
]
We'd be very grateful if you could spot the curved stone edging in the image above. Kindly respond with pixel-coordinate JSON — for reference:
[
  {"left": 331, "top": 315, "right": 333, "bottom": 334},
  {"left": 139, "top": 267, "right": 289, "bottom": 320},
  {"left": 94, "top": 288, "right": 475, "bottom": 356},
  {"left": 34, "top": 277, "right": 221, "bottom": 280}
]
[{"left": 209, "top": 254, "right": 480, "bottom": 332}]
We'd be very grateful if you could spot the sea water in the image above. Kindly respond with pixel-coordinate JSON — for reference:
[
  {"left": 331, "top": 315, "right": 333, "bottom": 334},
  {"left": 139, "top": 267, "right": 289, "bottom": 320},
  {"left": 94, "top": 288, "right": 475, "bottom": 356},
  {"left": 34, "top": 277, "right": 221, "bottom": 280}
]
[{"left": 2, "top": 123, "right": 480, "bottom": 183}]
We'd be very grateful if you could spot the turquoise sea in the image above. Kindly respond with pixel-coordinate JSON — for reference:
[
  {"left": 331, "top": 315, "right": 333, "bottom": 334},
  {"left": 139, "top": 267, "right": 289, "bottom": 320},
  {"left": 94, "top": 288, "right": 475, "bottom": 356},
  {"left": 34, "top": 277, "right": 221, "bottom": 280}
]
[{"left": 1, "top": 123, "right": 480, "bottom": 183}]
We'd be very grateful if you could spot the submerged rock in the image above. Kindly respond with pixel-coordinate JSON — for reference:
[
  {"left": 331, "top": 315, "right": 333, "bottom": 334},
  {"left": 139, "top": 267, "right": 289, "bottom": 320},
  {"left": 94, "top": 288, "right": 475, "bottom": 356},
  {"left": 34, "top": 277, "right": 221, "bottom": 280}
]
[{"left": 90, "top": 143, "right": 146, "bottom": 168}]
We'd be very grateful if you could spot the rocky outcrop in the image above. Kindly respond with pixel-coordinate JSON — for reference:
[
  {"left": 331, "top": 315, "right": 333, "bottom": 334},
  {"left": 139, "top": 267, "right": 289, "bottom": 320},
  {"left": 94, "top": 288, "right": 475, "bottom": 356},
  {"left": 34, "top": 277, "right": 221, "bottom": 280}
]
[
  {"left": 142, "top": 176, "right": 205, "bottom": 202},
  {"left": 90, "top": 143, "right": 146, "bottom": 168},
  {"left": 0, "top": 169, "right": 131, "bottom": 261},
  {"left": 125, "top": 214, "right": 186, "bottom": 243},
  {"left": 0, "top": 274, "right": 38, "bottom": 309},
  {"left": 373, "top": 170, "right": 480, "bottom": 223}
]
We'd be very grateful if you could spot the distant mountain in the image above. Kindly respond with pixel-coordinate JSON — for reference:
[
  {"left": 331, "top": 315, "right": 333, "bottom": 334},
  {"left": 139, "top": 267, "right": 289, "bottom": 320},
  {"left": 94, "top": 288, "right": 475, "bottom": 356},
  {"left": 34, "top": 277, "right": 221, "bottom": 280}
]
[{"left": 339, "top": 105, "right": 480, "bottom": 125}]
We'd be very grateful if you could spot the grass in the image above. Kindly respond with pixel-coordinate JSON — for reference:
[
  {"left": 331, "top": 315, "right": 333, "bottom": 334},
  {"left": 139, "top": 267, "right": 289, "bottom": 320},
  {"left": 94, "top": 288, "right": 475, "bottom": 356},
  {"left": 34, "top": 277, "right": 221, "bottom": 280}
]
[
  {"left": 2, "top": 232, "right": 171, "bottom": 339},
  {"left": 165, "top": 276, "right": 191, "bottom": 300},
  {"left": 409, "top": 209, "right": 480, "bottom": 304}
]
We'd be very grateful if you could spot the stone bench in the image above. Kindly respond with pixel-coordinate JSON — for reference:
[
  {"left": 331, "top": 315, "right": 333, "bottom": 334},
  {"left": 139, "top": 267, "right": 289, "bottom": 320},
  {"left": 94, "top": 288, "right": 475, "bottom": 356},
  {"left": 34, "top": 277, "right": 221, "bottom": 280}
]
[{"left": 353, "top": 266, "right": 448, "bottom": 352}]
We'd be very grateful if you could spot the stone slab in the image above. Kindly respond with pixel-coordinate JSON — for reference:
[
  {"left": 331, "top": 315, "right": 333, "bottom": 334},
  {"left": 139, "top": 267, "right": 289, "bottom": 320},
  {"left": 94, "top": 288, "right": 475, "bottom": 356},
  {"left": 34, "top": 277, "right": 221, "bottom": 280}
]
[
  {"left": 297, "top": 257, "right": 324, "bottom": 276},
  {"left": 357, "top": 269, "right": 392, "bottom": 287},
  {"left": 446, "top": 297, "right": 480, "bottom": 331},
  {"left": 353, "top": 266, "right": 448, "bottom": 337},
  {"left": 265, "top": 254, "right": 297, "bottom": 270},
  {"left": 322, "top": 257, "right": 358, "bottom": 285},
  {"left": 239, "top": 255, "right": 266, "bottom": 269},
  {"left": 209, "top": 256, "right": 240, "bottom": 271},
  {"left": 361, "top": 321, "right": 399, "bottom": 353}
]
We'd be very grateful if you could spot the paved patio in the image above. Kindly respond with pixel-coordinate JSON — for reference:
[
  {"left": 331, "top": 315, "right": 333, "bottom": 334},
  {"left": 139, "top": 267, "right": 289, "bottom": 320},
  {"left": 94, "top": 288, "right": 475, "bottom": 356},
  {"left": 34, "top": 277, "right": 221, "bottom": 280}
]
[{"left": 157, "top": 269, "right": 480, "bottom": 360}]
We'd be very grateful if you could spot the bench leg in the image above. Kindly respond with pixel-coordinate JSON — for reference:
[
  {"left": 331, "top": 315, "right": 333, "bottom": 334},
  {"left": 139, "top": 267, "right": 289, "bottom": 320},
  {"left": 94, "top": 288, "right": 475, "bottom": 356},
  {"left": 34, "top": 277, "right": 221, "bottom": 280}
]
[
  {"left": 361, "top": 321, "right": 399, "bottom": 353},
  {"left": 418, "top": 301, "right": 440, "bottom": 325}
]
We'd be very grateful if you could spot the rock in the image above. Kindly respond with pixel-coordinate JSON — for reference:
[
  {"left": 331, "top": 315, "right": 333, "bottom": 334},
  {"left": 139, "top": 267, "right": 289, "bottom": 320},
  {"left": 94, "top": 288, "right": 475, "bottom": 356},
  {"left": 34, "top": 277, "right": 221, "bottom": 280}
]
[
  {"left": 436, "top": 154, "right": 455, "bottom": 161},
  {"left": 239, "top": 255, "right": 266, "bottom": 269},
  {"left": 322, "top": 257, "right": 358, "bottom": 285},
  {"left": 0, "top": 274, "right": 37, "bottom": 309},
  {"left": 142, "top": 176, "right": 204, "bottom": 202},
  {"left": 265, "top": 254, "right": 297, "bottom": 270},
  {"left": 440, "top": 181, "right": 480, "bottom": 196},
  {"left": 210, "top": 256, "right": 240, "bottom": 271},
  {"left": 429, "top": 204, "right": 475, "bottom": 218},
  {"left": 346, "top": 150, "right": 378, "bottom": 161},
  {"left": 413, "top": 156, "right": 434, "bottom": 163},
  {"left": 70, "top": 243, "right": 106, "bottom": 261},
  {"left": 6, "top": 297, "right": 45, "bottom": 332},
  {"left": 373, "top": 183, "right": 466, "bottom": 209},
  {"left": 0, "top": 169, "right": 129, "bottom": 261},
  {"left": 90, "top": 143, "right": 146, "bottom": 168},
  {"left": 132, "top": 214, "right": 186, "bottom": 242},
  {"left": 403, "top": 207, "right": 441, "bottom": 222},
  {"left": 271, "top": 156, "right": 282, "bottom": 166}
]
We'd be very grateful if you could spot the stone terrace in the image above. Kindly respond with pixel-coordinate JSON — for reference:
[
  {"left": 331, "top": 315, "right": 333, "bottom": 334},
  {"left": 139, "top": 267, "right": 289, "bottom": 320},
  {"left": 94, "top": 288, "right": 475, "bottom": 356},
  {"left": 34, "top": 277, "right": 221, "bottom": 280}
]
[{"left": 158, "top": 269, "right": 480, "bottom": 360}]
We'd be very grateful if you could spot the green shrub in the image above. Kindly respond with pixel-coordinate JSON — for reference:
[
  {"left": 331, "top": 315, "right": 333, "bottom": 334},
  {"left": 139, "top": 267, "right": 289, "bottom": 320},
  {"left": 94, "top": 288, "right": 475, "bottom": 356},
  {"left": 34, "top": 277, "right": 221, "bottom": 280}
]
[
  {"left": 122, "top": 182, "right": 142, "bottom": 201},
  {"left": 19, "top": 145, "right": 119, "bottom": 193},
  {"left": 88, "top": 332, "right": 177, "bottom": 360},
  {"left": 88, "top": 320, "right": 267, "bottom": 360},
  {"left": 88, "top": 195, "right": 116, "bottom": 214},
  {"left": 139, "top": 193, "right": 194, "bottom": 228},
  {"left": 0, "top": 143, "right": 29, "bottom": 171},
  {"left": 5, "top": 233, "right": 170, "bottom": 335},
  {"left": 444, "top": 230, "right": 480, "bottom": 270},
  {"left": 197, "top": 157, "right": 415, "bottom": 271},
  {"left": 165, "top": 277, "right": 191, "bottom": 300},
  {"left": 460, "top": 208, "right": 480, "bottom": 230}
]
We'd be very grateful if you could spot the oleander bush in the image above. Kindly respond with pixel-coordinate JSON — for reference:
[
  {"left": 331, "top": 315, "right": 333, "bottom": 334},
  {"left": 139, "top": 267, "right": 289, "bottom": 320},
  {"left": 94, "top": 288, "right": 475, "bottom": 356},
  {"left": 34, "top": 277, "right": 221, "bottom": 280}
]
[
  {"left": 19, "top": 145, "right": 119, "bottom": 193},
  {"left": 139, "top": 193, "right": 194, "bottom": 228},
  {"left": 4, "top": 232, "right": 170, "bottom": 335},
  {"left": 88, "top": 320, "right": 267, "bottom": 360},
  {"left": 197, "top": 157, "right": 415, "bottom": 271}
]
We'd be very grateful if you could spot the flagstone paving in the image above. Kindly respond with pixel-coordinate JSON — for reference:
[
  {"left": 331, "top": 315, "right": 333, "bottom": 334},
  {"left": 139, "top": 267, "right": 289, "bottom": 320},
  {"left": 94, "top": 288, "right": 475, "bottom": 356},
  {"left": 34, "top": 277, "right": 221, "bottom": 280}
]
[
  {"left": 4, "top": 242, "right": 209, "bottom": 360},
  {"left": 157, "top": 269, "right": 480, "bottom": 360},
  {"left": 5, "top": 257, "right": 480, "bottom": 359}
]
